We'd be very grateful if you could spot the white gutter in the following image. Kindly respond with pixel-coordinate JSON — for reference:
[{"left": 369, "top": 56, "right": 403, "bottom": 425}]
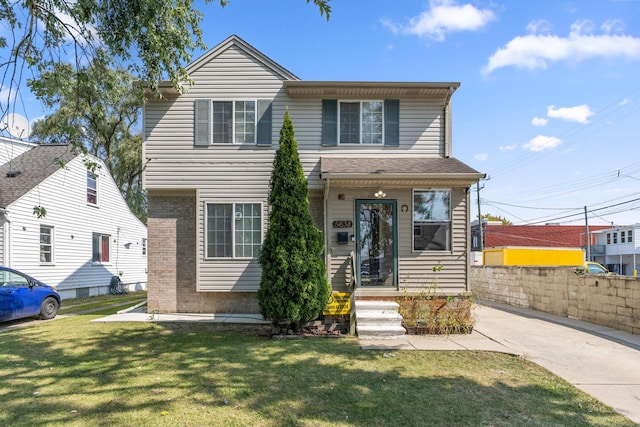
[
  {"left": 0, "top": 208, "right": 9, "bottom": 267},
  {"left": 443, "top": 86, "right": 455, "bottom": 158}
]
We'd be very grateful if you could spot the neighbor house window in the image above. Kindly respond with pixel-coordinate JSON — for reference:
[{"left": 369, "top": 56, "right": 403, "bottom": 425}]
[
  {"left": 621, "top": 231, "right": 626, "bottom": 243},
  {"left": 339, "top": 101, "right": 383, "bottom": 144},
  {"left": 40, "top": 225, "right": 53, "bottom": 264},
  {"left": 613, "top": 232, "right": 618, "bottom": 244},
  {"left": 413, "top": 189, "right": 451, "bottom": 251},
  {"left": 87, "top": 171, "right": 97, "bottom": 204},
  {"left": 628, "top": 230, "right": 633, "bottom": 243},
  {"left": 206, "top": 203, "right": 262, "bottom": 258},
  {"left": 92, "top": 233, "right": 110, "bottom": 263},
  {"left": 142, "top": 238, "right": 147, "bottom": 255},
  {"left": 607, "top": 233, "right": 611, "bottom": 244}
]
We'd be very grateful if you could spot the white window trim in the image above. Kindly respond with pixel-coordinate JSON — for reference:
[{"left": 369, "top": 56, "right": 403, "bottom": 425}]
[
  {"left": 204, "top": 201, "right": 264, "bottom": 259},
  {"left": 39, "top": 225, "right": 54, "bottom": 265},
  {"left": 92, "top": 232, "right": 112, "bottom": 265},
  {"left": 337, "top": 100, "right": 385, "bottom": 145},
  {"left": 411, "top": 188, "right": 452, "bottom": 253},
  {"left": 210, "top": 100, "right": 258, "bottom": 145},
  {"left": 87, "top": 171, "right": 98, "bottom": 206}
]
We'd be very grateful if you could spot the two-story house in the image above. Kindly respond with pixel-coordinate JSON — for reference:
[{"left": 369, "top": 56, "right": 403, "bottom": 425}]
[
  {"left": 143, "top": 35, "right": 483, "bottom": 314},
  {"left": 592, "top": 225, "right": 639, "bottom": 275}
]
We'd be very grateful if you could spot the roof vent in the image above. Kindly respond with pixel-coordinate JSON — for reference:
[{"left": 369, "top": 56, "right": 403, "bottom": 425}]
[{"left": 6, "top": 170, "right": 21, "bottom": 178}]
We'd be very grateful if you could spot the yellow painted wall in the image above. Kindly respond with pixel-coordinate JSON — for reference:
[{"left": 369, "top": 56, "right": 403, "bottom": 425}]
[{"left": 483, "top": 247, "right": 584, "bottom": 266}]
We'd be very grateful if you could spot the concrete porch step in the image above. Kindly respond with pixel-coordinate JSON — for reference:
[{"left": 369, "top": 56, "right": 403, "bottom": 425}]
[
  {"left": 356, "top": 324, "right": 407, "bottom": 340},
  {"left": 354, "top": 300, "right": 400, "bottom": 312}
]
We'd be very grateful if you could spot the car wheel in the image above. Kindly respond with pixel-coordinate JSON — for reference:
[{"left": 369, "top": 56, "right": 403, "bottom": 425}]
[{"left": 39, "top": 297, "right": 60, "bottom": 320}]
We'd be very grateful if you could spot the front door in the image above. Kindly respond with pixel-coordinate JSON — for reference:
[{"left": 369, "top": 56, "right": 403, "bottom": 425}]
[{"left": 356, "top": 200, "right": 397, "bottom": 287}]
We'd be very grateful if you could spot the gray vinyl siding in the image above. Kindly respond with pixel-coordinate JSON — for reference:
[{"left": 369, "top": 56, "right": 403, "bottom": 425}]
[
  {"left": 143, "top": 48, "right": 446, "bottom": 191},
  {"left": 327, "top": 186, "right": 469, "bottom": 293}
]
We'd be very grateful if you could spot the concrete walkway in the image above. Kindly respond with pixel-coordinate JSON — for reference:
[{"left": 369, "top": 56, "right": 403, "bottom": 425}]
[{"left": 94, "top": 301, "right": 640, "bottom": 424}]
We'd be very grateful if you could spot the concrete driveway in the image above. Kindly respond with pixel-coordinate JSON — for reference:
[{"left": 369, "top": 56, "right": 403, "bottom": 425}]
[{"left": 474, "top": 301, "right": 640, "bottom": 424}]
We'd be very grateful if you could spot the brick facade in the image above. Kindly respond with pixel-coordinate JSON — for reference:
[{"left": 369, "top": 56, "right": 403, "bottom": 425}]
[{"left": 147, "top": 191, "right": 260, "bottom": 314}]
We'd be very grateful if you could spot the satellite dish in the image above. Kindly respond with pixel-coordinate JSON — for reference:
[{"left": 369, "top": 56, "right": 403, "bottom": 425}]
[{"left": 3, "top": 113, "right": 32, "bottom": 140}]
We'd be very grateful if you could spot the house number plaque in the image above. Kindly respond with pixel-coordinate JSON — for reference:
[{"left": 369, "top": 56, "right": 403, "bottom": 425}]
[{"left": 332, "top": 220, "right": 353, "bottom": 229}]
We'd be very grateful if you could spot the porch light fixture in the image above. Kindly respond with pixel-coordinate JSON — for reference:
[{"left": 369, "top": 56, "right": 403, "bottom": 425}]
[{"left": 374, "top": 190, "right": 386, "bottom": 198}]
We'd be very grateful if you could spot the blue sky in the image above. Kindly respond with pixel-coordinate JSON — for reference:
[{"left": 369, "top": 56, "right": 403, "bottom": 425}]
[
  {"left": 192, "top": 0, "right": 640, "bottom": 227},
  {"left": 3, "top": 0, "right": 640, "bottom": 226}
]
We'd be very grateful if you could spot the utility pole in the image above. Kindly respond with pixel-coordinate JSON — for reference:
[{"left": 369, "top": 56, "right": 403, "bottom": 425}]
[{"left": 584, "top": 206, "right": 590, "bottom": 261}]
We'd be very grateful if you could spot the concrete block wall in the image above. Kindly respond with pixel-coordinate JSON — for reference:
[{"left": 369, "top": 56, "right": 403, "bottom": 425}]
[{"left": 471, "top": 266, "right": 640, "bottom": 335}]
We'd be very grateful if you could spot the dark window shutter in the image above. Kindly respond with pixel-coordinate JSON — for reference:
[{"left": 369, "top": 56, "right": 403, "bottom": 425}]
[
  {"left": 322, "top": 99, "right": 338, "bottom": 146},
  {"left": 256, "top": 99, "right": 273, "bottom": 146},
  {"left": 194, "top": 99, "right": 211, "bottom": 146},
  {"left": 384, "top": 99, "right": 400, "bottom": 147}
]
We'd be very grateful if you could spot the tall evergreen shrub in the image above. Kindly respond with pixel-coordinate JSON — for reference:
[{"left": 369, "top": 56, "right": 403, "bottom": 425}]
[{"left": 257, "top": 109, "right": 331, "bottom": 330}]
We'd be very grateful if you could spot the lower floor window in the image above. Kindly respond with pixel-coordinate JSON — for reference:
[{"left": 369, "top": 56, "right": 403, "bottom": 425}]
[
  {"left": 92, "top": 233, "right": 110, "bottom": 263},
  {"left": 413, "top": 189, "right": 451, "bottom": 251},
  {"left": 206, "top": 202, "right": 262, "bottom": 258}
]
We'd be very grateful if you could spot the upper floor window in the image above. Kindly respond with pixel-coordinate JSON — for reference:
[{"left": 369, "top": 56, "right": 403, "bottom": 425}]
[
  {"left": 621, "top": 231, "right": 626, "bottom": 243},
  {"left": 613, "top": 232, "right": 618, "bottom": 244},
  {"left": 607, "top": 233, "right": 611, "bottom": 244},
  {"left": 92, "top": 233, "right": 110, "bottom": 263},
  {"left": 195, "top": 99, "right": 272, "bottom": 146},
  {"left": 40, "top": 225, "right": 53, "bottom": 264},
  {"left": 205, "top": 202, "right": 262, "bottom": 258},
  {"left": 87, "top": 171, "right": 98, "bottom": 205},
  {"left": 413, "top": 189, "right": 451, "bottom": 251},
  {"left": 339, "top": 101, "right": 383, "bottom": 144},
  {"left": 142, "top": 238, "right": 147, "bottom": 256},
  {"left": 628, "top": 230, "right": 633, "bottom": 243},
  {"left": 322, "top": 99, "right": 399, "bottom": 147}
]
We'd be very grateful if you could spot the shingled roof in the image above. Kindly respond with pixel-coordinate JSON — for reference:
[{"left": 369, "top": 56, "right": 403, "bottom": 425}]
[
  {"left": 0, "top": 144, "right": 77, "bottom": 208},
  {"left": 321, "top": 157, "right": 483, "bottom": 177}
]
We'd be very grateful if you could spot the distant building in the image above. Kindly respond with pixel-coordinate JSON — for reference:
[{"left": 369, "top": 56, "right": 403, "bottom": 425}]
[
  {"left": 471, "top": 221, "right": 610, "bottom": 252},
  {"left": 591, "top": 225, "right": 639, "bottom": 276}
]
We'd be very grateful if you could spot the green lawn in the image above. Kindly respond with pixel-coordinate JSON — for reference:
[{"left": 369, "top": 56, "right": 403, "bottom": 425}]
[{"left": 0, "top": 301, "right": 634, "bottom": 426}]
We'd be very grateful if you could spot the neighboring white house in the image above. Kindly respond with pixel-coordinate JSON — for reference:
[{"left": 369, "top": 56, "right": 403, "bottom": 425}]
[
  {"left": 0, "top": 143, "right": 147, "bottom": 299},
  {"left": 591, "top": 225, "right": 639, "bottom": 276},
  {"left": 142, "top": 35, "right": 483, "bottom": 314},
  {"left": 0, "top": 135, "right": 35, "bottom": 165}
]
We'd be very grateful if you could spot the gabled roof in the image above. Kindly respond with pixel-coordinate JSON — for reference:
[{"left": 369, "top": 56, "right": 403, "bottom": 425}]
[
  {"left": 187, "top": 34, "right": 299, "bottom": 81},
  {"left": 0, "top": 144, "right": 76, "bottom": 208}
]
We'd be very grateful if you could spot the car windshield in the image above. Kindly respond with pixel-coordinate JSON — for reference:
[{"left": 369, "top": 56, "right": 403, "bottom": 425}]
[
  {"left": 0, "top": 270, "right": 30, "bottom": 287},
  {"left": 588, "top": 263, "right": 606, "bottom": 274}
]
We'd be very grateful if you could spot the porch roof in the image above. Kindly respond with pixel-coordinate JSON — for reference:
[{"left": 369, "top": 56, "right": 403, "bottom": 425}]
[{"left": 320, "top": 157, "right": 484, "bottom": 183}]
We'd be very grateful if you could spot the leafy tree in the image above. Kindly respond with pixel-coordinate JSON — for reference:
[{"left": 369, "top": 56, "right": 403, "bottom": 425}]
[
  {"left": 258, "top": 110, "right": 331, "bottom": 332},
  {"left": 0, "top": 0, "right": 331, "bottom": 119},
  {"left": 27, "top": 50, "right": 146, "bottom": 222}
]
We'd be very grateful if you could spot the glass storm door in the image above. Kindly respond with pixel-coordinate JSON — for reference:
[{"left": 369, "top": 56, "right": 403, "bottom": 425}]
[{"left": 356, "top": 200, "right": 397, "bottom": 287}]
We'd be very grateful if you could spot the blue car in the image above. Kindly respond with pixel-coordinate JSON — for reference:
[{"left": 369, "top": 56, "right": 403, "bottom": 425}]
[{"left": 0, "top": 267, "right": 61, "bottom": 322}]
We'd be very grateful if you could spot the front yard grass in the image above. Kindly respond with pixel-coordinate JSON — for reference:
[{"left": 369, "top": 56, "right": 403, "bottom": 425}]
[{"left": 0, "top": 303, "right": 634, "bottom": 426}]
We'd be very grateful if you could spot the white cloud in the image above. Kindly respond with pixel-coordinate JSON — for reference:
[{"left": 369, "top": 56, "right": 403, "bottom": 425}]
[
  {"left": 619, "top": 97, "right": 631, "bottom": 106},
  {"left": 499, "top": 144, "right": 517, "bottom": 151},
  {"left": 382, "top": 0, "right": 496, "bottom": 41},
  {"left": 547, "top": 104, "right": 594, "bottom": 124},
  {"left": 523, "top": 135, "right": 562, "bottom": 152},
  {"left": 601, "top": 19, "right": 624, "bottom": 35},
  {"left": 474, "top": 153, "right": 488, "bottom": 161},
  {"left": 526, "top": 19, "right": 552, "bottom": 35},
  {"left": 531, "top": 116, "right": 548, "bottom": 126},
  {"left": 483, "top": 20, "right": 640, "bottom": 74}
]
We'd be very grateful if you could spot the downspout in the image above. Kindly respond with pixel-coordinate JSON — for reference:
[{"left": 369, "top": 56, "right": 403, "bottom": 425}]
[
  {"left": 443, "top": 86, "right": 455, "bottom": 158},
  {"left": 0, "top": 208, "right": 8, "bottom": 267},
  {"left": 323, "top": 176, "right": 331, "bottom": 284}
]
